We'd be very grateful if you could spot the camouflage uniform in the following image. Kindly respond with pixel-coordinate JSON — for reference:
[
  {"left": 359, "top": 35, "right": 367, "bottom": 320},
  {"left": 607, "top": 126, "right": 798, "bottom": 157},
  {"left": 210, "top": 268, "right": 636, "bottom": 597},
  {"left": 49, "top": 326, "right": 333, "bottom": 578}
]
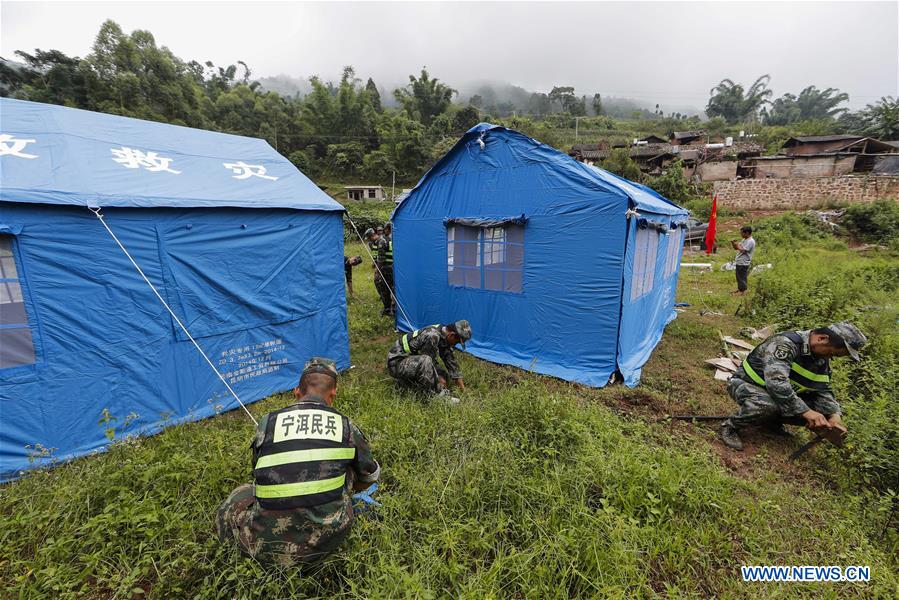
[
  {"left": 387, "top": 324, "right": 464, "bottom": 393},
  {"left": 724, "top": 323, "right": 865, "bottom": 431},
  {"left": 216, "top": 359, "right": 379, "bottom": 566},
  {"left": 373, "top": 236, "right": 394, "bottom": 315}
]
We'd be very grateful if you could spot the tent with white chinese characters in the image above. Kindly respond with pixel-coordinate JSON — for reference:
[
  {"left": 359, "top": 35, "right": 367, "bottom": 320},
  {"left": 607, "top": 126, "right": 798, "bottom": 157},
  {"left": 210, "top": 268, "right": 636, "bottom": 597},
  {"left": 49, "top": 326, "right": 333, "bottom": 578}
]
[
  {"left": 0, "top": 98, "right": 348, "bottom": 480},
  {"left": 392, "top": 123, "right": 689, "bottom": 388}
]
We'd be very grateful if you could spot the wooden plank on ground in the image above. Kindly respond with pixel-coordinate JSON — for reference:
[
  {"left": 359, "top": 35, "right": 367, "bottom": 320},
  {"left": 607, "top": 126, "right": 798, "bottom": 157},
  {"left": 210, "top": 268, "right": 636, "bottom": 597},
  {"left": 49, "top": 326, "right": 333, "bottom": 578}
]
[
  {"left": 714, "top": 369, "right": 732, "bottom": 381},
  {"left": 705, "top": 358, "right": 738, "bottom": 372},
  {"left": 724, "top": 336, "right": 755, "bottom": 350}
]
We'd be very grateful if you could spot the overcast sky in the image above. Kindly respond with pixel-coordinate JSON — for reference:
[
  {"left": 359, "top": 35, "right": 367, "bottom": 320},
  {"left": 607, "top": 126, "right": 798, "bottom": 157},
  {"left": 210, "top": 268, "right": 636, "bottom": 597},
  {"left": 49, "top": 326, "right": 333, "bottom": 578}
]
[{"left": 3, "top": 1, "right": 897, "bottom": 110}]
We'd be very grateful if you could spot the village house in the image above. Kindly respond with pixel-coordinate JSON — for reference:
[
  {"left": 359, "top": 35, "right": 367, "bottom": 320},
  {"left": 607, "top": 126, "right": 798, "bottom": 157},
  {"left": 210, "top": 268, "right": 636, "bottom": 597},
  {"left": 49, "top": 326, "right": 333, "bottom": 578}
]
[
  {"left": 744, "top": 136, "right": 897, "bottom": 179},
  {"left": 781, "top": 135, "right": 896, "bottom": 156},
  {"left": 569, "top": 138, "right": 763, "bottom": 182},
  {"left": 345, "top": 185, "right": 386, "bottom": 201},
  {"left": 670, "top": 130, "right": 707, "bottom": 145}
]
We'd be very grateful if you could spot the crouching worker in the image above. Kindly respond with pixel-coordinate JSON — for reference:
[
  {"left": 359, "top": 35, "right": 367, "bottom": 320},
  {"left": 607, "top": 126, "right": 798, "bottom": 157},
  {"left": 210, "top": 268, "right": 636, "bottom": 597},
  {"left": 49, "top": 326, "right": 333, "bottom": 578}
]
[
  {"left": 216, "top": 358, "right": 380, "bottom": 566},
  {"left": 387, "top": 321, "right": 472, "bottom": 403},
  {"left": 719, "top": 322, "right": 866, "bottom": 451}
]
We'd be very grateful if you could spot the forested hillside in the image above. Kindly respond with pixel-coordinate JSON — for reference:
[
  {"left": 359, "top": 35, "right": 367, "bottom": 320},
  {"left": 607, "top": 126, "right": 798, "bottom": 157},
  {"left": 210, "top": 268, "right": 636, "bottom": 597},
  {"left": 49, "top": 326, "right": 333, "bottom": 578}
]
[{"left": 3, "top": 20, "right": 897, "bottom": 189}]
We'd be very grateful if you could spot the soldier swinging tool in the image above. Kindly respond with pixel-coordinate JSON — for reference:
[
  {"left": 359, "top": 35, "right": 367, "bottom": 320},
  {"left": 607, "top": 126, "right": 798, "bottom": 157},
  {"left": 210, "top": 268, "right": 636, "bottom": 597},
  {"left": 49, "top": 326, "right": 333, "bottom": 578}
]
[{"left": 717, "top": 322, "right": 865, "bottom": 452}]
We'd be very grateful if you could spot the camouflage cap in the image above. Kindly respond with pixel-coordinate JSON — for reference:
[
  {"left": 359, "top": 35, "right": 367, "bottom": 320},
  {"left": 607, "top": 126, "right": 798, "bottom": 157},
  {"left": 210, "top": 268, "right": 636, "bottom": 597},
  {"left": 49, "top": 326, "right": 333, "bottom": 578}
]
[
  {"left": 302, "top": 357, "right": 339, "bottom": 380},
  {"left": 453, "top": 319, "right": 472, "bottom": 348},
  {"left": 364, "top": 228, "right": 375, "bottom": 238},
  {"left": 827, "top": 321, "right": 866, "bottom": 361}
]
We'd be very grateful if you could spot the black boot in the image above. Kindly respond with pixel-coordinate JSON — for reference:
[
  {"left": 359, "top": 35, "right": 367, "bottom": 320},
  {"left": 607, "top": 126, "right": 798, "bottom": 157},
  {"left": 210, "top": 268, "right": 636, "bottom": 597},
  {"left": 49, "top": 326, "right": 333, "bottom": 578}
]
[
  {"left": 764, "top": 422, "right": 793, "bottom": 437},
  {"left": 719, "top": 422, "right": 744, "bottom": 450}
]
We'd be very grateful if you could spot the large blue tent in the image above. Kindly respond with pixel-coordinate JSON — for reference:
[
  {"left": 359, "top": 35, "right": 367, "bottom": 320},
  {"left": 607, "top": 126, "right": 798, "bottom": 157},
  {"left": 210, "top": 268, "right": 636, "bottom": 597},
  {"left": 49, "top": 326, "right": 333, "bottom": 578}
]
[
  {"left": 0, "top": 99, "right": 348, "bottom": 480},
  {"left": 392, "top": 123, "right": 689, "bottom": 388}
]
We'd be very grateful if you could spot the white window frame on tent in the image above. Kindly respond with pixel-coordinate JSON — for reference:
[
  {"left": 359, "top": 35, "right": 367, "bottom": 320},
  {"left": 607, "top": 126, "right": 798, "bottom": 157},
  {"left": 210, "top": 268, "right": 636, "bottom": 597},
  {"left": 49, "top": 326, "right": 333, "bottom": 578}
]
[
  {"left": 664, "top": 229, "right": 684, "bottom": 278},
  {"left": 447, "top": 223, "right": 524, "bottom": 293},
  {"left": 631, "top": 227, "right": 659, "bottom": 301},
  {"left": 0, "top": 235, "right": 37, "bottom": 369}
]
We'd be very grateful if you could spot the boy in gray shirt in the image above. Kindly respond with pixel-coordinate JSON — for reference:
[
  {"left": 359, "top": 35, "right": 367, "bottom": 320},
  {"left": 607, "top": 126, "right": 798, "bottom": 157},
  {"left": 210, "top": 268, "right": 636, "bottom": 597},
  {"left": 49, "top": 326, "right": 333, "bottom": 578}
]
[{"left": 731, "top": 225, "right": 755, "bottom": 296}]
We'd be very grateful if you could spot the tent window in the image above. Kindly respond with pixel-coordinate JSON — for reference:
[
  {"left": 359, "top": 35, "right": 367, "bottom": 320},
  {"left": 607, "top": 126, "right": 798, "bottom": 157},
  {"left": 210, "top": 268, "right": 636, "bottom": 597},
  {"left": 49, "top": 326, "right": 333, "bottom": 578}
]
[
  {"left": 631, "top": 227, "right": 659, "bottom": 301},
  {"left": 448, "top": 224, "right": 524, "bottom": 293},
  {"left": 664, "top": 229, "right": 684, "bottom": 277},
  {"left": 447, "top": 225, "right": 482, "bottom": 289},
  {"left": 0, "top": 235, "right": 36, "bottom": 369}
]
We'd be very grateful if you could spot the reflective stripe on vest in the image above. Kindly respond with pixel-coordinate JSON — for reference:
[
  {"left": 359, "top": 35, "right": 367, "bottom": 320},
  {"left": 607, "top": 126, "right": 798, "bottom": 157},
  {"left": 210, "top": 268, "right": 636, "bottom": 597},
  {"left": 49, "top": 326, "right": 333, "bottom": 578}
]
[
  {"left": 256, "top": 474, "right": 346, "bottom": 499},
  {"left": 383, "top": 241, "right": 393, "bottom": 265},
  {"left": 741, "top": 359, "right": 831, "bottom": 393},
  {"left": 254, "top": 447, "right": 356, "bottom": 470},
  {"left": 401, "top": 324, "right": 440, "bottom": 354}
]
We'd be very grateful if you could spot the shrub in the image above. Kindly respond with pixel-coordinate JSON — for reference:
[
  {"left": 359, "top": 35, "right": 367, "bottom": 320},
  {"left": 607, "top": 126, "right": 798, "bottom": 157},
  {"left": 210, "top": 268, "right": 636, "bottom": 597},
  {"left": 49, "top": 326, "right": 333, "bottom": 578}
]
[
  {"left": 751, "top": 212, "right": 833, "bottom": 246},
  {"left": 840, "top": 199, "right": 899, "bottom": 245},
  {"left": 287, "top": 148, "right": 315, "bottom": 175},
  {"left": 599, "top": 148, "right": 642, "bottom": 182},
  {"left": 343, "top": 201, "right": 395, "bottom": 242},
  {"left": 644, "top": 159, "right": 692, "bottom": 203}
]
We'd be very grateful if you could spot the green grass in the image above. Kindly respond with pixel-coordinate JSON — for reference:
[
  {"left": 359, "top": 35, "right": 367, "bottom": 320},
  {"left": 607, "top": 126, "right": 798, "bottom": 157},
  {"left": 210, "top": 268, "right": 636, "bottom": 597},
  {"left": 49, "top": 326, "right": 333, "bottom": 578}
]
[{"left": 1, "top": 225, "right": 896, "bottom": 599}]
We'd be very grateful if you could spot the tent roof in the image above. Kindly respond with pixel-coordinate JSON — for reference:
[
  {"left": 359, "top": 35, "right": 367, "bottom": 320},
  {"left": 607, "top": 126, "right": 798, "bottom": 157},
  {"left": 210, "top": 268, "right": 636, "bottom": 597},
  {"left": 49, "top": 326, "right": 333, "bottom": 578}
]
[
  {"left": 584, "top": 164, "right": 687, "bottom": 216},
  {"left": 395, "top": 123, "right": 687, "bottom": 218},
  {"left": 0, "top": 98, "right": 341, "bottom": 211}
]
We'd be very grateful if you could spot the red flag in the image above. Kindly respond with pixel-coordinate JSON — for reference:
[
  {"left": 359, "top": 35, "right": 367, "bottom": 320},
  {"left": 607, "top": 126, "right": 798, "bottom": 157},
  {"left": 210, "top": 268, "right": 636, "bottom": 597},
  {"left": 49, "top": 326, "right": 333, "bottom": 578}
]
[{"left": 704, "top": 193, "right": 718, "bottom": 254}]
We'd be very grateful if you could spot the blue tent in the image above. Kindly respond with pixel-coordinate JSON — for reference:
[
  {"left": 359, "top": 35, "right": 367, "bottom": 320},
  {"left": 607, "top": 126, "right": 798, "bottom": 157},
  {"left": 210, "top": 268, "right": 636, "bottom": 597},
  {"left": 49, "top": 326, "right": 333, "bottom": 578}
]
[
  {"left": 392, "top": 123, "right": 689, "bottom": 388},
  {"left": 0, "top": 99, "right": 348, "bottom": 480}
]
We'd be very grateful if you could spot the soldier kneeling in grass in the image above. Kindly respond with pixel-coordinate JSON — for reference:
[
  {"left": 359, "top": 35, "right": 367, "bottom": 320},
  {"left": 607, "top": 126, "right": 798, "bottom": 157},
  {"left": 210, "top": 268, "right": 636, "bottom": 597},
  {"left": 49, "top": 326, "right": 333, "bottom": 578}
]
[
  {"left": 216, "top": 358, "right": 380, "bottom": 566},
  {"left": 719, "top": 322, "right": 866, "bottom": 451},
  {"left": 386, "top": 320, "right": 472, "bottom": 404}
]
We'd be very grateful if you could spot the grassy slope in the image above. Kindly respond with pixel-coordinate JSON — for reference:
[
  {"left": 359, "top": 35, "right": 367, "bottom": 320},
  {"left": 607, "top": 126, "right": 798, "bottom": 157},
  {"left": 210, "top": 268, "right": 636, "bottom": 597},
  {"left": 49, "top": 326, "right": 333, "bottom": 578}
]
[{"left": 1, "top": 220, "right": 896, "bottom": 599}]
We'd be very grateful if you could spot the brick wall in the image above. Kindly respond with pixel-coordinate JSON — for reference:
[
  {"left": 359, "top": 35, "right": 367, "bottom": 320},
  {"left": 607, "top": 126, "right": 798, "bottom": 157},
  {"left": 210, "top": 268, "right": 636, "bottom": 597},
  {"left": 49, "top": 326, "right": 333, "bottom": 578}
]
[{"left": 712, "top": 176, "right": 899, "bottom": 210}]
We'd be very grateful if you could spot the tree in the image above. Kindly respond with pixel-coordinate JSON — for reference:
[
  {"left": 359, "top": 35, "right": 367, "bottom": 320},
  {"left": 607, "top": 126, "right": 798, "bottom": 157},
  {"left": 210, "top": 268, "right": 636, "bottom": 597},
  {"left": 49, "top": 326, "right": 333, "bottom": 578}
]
[
  {"left": 376, "top": 112, "right": 430, "bottom": 179},
  {"left": 528, "top": 92, "right": 551, "bottom": 116},
  {"left": 706, "top": 75, "right": 772, "bottom": 124},
  {"left": 6, "top": 49, "right": 92, "bottom": 107},
  {"left": 326, "top": 141, "right": 365, "bottom": 177},
  {"left": 763, "top": 85, "right": 849, "bottom": 125},
  {"left": 644, "top": 160, "right": 691, "bottom": 203},
  {"left": 570, "top": 95, "right": 587, "bottom": 117},
  {"left": 362, "top": 150, "right": 395, "bottom": 180},
  {"left": 591, "top": 93, "right": 603, "bottom": 116},
  {"left": 468, "top": 94, "right": 483, "bottom": 109},
  {"left": 859, "top": 96, "right": 899, "bottom": 139},
  {"left": 548, "top": 86, "right": 576, "bottom": 113},
  {"left": 394, "top": 68, "right": 456, "bottom": 126},
  {"left": 364, "top": 77, "right": 382, "bottom": 113},
  {"left": 453, "top": 105, "right": 481, "bottom": 132},
  {"left": 288, "top": 148, "right": 316, "bottom": 175}
]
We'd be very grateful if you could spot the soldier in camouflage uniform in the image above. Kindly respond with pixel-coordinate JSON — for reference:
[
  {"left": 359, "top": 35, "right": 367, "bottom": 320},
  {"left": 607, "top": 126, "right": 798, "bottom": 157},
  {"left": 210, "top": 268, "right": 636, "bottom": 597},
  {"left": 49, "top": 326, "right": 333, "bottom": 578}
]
[
  {"left": 719, "top": 322, "right": 867, "bottom": 451},
  {"left": 387, "top": 320, "right": 472, "bottom": 400},
  {"left": 216, "top": 358, "right": 380, "bottom": 566},
  {"left": 373, "top": 227, "right": 395, "bottom": 316},
  {"left": 364, "top": 228, "right": 392, "bottom": 316}
]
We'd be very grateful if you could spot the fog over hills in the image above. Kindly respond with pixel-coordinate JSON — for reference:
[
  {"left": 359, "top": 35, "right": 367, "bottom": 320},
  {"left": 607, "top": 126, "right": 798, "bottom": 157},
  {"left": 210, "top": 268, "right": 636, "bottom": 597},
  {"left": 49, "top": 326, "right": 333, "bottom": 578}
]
[{"left": 257, "top": 73, "right": 703, "bottom": 117}]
